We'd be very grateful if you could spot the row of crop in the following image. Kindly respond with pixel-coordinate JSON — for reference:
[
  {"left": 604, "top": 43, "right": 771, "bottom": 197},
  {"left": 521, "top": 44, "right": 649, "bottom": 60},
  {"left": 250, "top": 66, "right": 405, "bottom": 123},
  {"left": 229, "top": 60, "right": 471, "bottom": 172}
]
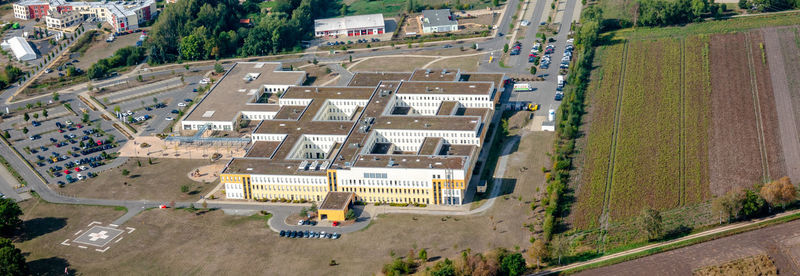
[
  {"left": 608, "top": 39, "right": 683, "bottom": 220},
  {"left": 683, "top": 35, "right": 712, "bottom": 204},
  {"left": 571, "top": 43, "right": 626, "bottom": 229}
]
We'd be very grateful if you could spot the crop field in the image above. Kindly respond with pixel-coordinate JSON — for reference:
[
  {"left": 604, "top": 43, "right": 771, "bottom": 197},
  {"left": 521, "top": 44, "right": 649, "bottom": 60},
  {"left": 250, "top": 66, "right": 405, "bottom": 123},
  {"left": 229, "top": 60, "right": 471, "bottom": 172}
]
[
  {"left": 682, "top": 35, "right": 712, "bottom": 204},
  {"left": 572, "top": 44, "right": 626, "bottom": 229},
  {"left": 608, "top": 38, "right": 683, "bottom": 219},
  {"left": 573, "top": 28, "right": 791, "bottom": 230}
]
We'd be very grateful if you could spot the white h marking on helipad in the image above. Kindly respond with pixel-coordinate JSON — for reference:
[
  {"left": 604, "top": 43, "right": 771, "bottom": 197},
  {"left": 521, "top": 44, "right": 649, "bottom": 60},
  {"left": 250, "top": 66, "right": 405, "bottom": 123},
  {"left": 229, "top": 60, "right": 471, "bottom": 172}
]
[{"left": 88, "top": 231, "right": 109, "bottom": 241}]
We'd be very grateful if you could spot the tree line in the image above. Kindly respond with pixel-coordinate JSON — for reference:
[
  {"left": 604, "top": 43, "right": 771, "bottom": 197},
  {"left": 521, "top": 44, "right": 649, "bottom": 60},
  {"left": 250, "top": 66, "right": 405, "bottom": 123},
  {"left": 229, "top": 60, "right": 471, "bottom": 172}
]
[
  {"left": 146, "top": 0, "right": 336, "bottom": 64},
  {"left": 0, "top": 198, "right": 26, "bottom": 275},
  {"left": 0, "top": 65, "right": 25, "bottom": 90},
  {"left": 382, "top": 247, "right": 527, "bottom": 276},
  {"left": 634, "top": 0, "right": 727, "bottom": 27}
]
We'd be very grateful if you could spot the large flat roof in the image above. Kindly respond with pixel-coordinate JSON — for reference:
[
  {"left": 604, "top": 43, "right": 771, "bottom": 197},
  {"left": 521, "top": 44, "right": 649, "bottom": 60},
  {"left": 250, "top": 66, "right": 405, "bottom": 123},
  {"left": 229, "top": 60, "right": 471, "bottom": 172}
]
[
  {"left": 220, "top": 68, "right": 503, "bottom": 175},
  {"left": 421, "top": 9, "right": 458, "bottom": 28},
  {"left": 396, "top": 80, "right": 494, "bottom": 95},
  {"left": 314, "top": 14, "right": 385, "bottom": 33},
  {"left": 184, "top": 62, "right": 305, "bottom": 123},
  {"left": 348, "top": 72, "right": 412, "bottom": 86}
]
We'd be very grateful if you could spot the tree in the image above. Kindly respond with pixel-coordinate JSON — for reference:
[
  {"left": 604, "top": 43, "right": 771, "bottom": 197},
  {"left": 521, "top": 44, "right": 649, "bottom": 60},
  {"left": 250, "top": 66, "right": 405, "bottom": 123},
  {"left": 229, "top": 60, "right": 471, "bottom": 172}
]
[
  {"left": 300, "top": 207, "right": 308, "bottom": 217},
  {"left": 550, "top": 235, "right": 570, "bottom": 265},
  {"left": 32, "top": 113, "right": 38, "bottom": 119},
  {"left": 153, "top": 97, "right": 159, "bottom": 104},
  {"left": 738, "top": 0, "right": 748, "bottom": 9},
  {"left": 639, "top": 208, "right": 664, "bottom": 241},
  {"left": 503, "top": 43, "right": 509, "bottom": 53},
  {"left": 21, "top": 127, "right": 27, "bottom": 134},
  {"left": 22, "top": 113, "right": 29, "bottom": 122},
  {"left": 530, "top": 66, "right": 537, "bottom": 75},
  {"left": 2, "top": 131, "right": 9, "bottom": 139},
  {"left": 214, "top": 63, "right": 224, "bottom": 74},
  {"left": 0, "top": 198, "right": 23, "bottom": 236},
  {"left": 121, "top": 169, "right": 130, "bottom": 177},
  {"left": 340, "top": 4, "right": 348, "bottom": 16},
  {"left": 493, "top": 0, "right": 499, "bottom": 7},
  {"left": 52, "top": 92, "right": 59, "bottom": 102},
  {"left": 500, "top": 253, "right": 526, "bottom": 276},
  {"left": 82, "top": 113, "right": 90, "bottom": 123},
  {"left": 0, "top": 238, "right": 28, "bottom": 275},
  {"left": 310, "top": 202, "right": 317, "bottom": 212},
  {"left": 406, "top": 0, "right": 415, "bottom": 12},
  {"left": 42, "top": 108, "right": 48, "bottom": 118},
  {"left": 312, "top": 58, "right": 318, "bottom": 65},
  {"left": 760, "top": 176, "right": 797, "bottom": 209},
  {"left": 740, "top": 189, "right": 766, "bottom": 218},
  {"left": 430, "top": 258, "right": 456, "bottom": 276},
  {"left": 181, "top": 185, "right": 189, "bottom": 193},
  {"left": 345, "top": 209, "right": 356, "bottom": 220},
  {"left": 713, "top": 188, "right": 745, "bottom": 223},
  {"left": 528, "top": 239, "right": 548, "bottom": 269},
  {"left": 418, "top": 248, "right": 427, "bottom": 261}
]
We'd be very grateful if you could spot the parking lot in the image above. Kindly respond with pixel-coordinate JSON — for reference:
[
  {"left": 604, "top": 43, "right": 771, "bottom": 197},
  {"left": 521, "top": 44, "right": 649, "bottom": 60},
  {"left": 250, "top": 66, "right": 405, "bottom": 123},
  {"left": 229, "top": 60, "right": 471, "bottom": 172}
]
[
  {"left": 2, "top": 109, "right": 126, "bottom": 186},
  {"left": 100, "top": 75, "right": 203, "bottom": 135}
]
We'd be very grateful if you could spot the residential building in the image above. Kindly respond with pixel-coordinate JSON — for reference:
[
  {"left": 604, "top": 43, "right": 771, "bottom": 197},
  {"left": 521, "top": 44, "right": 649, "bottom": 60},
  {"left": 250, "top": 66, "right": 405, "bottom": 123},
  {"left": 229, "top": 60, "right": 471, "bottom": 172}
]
[
  {"left": 420, "top": 9, "right": 459, "bottom": 34},
  {"left": 314, "top": 14, "right": 385, "bottom": 37},
  {"left": 14, "top": 0, "right": 155, "bottom": 33},
  {"left": 207, "top": 66, "right": 508, "bottom": 207},
  {"left": 45, "top": 9, "right": 81, "bottom": 29},
  {"left": 2, "top": 37, "right": 37, "bottom": 61}
]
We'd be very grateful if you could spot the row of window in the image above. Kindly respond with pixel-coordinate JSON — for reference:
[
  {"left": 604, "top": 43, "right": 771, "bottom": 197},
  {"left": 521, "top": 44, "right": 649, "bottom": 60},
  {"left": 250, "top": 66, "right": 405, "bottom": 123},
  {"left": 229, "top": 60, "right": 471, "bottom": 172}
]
[
  {"left": 396, "top": 95, "right": 490, "bottom": 101},
  {"left": 363, "top": 172, "right": 388, "bottom": 179},
  {"left": 341, "top": 186, "right": 430, "bottom": 195},
  {"left": 251, "top": 184, "right": 328, "bottom": 193},
  {"left": 341, "top": 179, "right": 429, "bottom": 187}
]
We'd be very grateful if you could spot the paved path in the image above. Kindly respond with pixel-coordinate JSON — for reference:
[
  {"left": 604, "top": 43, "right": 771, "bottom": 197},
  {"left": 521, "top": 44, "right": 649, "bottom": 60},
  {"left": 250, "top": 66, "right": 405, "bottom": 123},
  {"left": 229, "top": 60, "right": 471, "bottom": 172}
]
[
  {"left": 572, "top": 214, "right": 800, "bottom": 275},
  {"left": 0, "top": 162, "right": 23, "bottom": 202},
  {"left": 536, "top": 208, "right": 800, "bottom": 275}
]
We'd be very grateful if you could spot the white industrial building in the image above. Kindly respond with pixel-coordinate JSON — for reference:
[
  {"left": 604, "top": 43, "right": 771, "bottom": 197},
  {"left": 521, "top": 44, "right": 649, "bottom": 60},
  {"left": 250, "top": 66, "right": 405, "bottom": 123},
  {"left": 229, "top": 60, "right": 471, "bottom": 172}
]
[
  {"left": 2, "top": 37, "right": 37, "bottom": 61},
  {"left": 45, "top": 9, "right": 81, "bottom": 29},
  {"left": 420, "top": 9, "right": 458, "bottom": 34},
  {"left": 314, "top": 14, "right": 385, "bottom": 37}
]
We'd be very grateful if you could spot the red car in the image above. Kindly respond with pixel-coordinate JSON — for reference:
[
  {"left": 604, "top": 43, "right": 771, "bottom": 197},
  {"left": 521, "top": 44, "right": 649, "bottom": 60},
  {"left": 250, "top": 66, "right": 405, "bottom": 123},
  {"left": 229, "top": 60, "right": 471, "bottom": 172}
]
[
  {"left": 76, "top": 124, "right": 83, "bottom": 128},
  {"left": 64, "top": 170, "right": 70, "bottom": 174},
  {"left": 332, "top": 221, "right": 339, "bottom": 226},
  {"left": 58, "top": 129, "right": 65, "bottom": 133},
  {"left": 74, "top": 167, "right": 81, "bottom": 172}
]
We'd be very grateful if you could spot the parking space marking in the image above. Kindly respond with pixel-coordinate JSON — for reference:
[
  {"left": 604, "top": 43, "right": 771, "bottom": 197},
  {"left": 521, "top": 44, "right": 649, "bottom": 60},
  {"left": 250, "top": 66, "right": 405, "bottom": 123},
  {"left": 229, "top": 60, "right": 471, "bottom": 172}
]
[
  {"left": 109, "top": 224, "right": 118, "bottom": 228},
  {"left": 74, "top": 230, "right": 83, "bottom": 236},
  {"left": 88, "top": 221, "right": 101, "bottom": 227},
  {"left": 95, "top": 247, "right": 110, "bottom": 253},
  {"left": 114, "top": 237, "right": 123, "bottom": 243},
  {"left": 61, "top": 239, "right": 71, "bottom": 246},
  {"left": 78, "top": 245, "right": 87, "bottom": 249},
  {"left": 125, "top": 227, "right": 135, "bottom": 233}
]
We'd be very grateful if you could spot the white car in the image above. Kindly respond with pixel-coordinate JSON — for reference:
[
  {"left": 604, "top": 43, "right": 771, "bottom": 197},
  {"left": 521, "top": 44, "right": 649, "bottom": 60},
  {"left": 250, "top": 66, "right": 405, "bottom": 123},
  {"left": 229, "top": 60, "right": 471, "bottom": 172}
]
[
  {"left": 79, "top": 166, "right": 87, "bottom": 170},
  {"left": 520, "top": 20, "right": 530, "bottom": 26},
  {"left": 297, "top": 220, "right": 304, "bottom": 225},
  {"left": 165, "top": 117, "right": 174, "bottom": 121},
  {"left": 177, "top": 102, "right": 187, "bottom": 107},
  {"left": 76, "top": 173, "right": 84, "bottom": 180}
]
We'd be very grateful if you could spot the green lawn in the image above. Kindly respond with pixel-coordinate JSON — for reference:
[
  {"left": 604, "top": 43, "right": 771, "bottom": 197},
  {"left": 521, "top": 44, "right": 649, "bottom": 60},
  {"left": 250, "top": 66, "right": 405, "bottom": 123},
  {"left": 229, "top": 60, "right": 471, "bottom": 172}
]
[{"left": 343, "top": 0, "right": 502, "bottom": 17}]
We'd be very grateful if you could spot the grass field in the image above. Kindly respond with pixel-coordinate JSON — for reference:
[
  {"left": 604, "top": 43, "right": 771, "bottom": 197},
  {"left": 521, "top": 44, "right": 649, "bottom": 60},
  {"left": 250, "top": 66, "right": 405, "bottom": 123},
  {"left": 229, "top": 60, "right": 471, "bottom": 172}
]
[
  {"left": 694, "top": 255, "right": 778, "bottom": 276},
  {"left": 349, "top": 56, "right": 435, "bottom": 72},
  {"left": 682, "top": 35, "right": 712, "bottom": 204},
  {"left": 57, "top": 158, "right": 217, "bottom": 201},
  {"left": 343, "top": 0, "right": 500, "bottom": 17},
  {"left": 426, "top": 55, "right": 482, "bottom": 71}
]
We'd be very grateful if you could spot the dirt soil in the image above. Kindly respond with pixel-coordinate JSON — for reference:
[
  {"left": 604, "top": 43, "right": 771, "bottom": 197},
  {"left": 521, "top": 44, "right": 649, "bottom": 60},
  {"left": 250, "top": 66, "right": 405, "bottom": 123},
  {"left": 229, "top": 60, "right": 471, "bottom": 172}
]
[
  {"left": 575, "top": 218, "right": 800, "bottom": 275},
  {"left": 708, "top": 33, "right": 765, "bottom": 196},
  {"left": 747, "top": 30, "right": 786, "bottom": 180},
  {"left": 769, "top": 26, "right": 800, "bottom": 183},
  {"left": 693, "top": 254, "right": 778, "bottom": 276},
  {"left": 57, "top": 158, "right": 217, "bottom": 201}
]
